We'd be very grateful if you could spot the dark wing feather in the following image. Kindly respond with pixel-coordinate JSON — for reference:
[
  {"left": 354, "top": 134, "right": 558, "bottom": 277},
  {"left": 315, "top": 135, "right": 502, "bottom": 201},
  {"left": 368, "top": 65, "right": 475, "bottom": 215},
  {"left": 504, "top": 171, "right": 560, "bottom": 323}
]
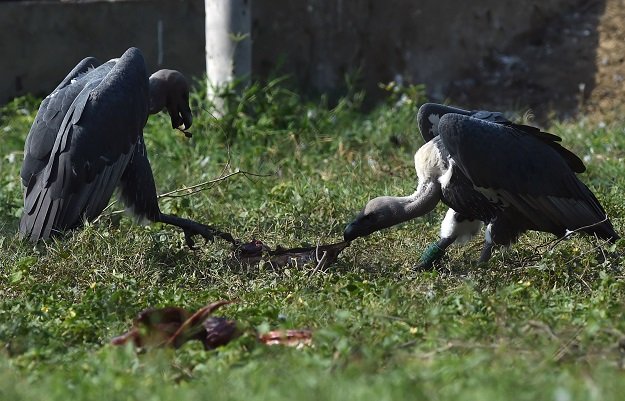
[
  {"left": 417, "top": 103, "right": 472, "bottom": 142},
  {"left": 438, "top": 114, "right": 616, "bottom": 239},
  {"left": 20, "top": 47, "right": 150, "bottom": 241},
  {"left": 21, "top": 57, "right": 101, "bottom": 186},
  {"left": 416, "top": 103, "right": 585, "bottom": 173},
  {"left": 502, "top": 122, "right": 586, "bottom": 173},
  {"left": 469, "top": 110, "right": 512, "bottom": 124},
  {"left": 417, "top": 103, "right": 513, "bottom": 143}
]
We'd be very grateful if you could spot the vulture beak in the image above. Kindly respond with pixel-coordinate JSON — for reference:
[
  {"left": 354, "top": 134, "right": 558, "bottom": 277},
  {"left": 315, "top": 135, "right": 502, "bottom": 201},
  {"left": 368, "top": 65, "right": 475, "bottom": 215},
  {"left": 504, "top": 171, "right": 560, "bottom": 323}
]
[
  {"left": 168, "top": 100, "right": 193, "bottom": 131},
  {"left": 180, "top": 103, "right": 193, "bottom": 130},
  {"left": 343, "top": 210, "right": 374, "bottom": 242},
  {"left": 343, "top": 222, "right": 358, "bottom": 242}
]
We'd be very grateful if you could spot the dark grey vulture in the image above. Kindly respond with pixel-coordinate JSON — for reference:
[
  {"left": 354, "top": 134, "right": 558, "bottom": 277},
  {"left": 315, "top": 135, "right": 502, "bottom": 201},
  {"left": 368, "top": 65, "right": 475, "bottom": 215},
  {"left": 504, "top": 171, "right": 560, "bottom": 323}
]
[
  {"left": 20, "top": 47, "right": 222, "bottom": 247},
  {"left": 344, "top": 102, "right": 619, "bottom": 267}
]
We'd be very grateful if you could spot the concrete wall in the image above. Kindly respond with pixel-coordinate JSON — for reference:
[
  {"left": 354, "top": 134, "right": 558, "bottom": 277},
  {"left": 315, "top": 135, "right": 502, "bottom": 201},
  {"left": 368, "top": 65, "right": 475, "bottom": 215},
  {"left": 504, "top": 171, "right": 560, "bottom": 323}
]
[
  {"left": 0, "top": 0, "right": 591, "bottom": 112},
  {"left": 252, "top": 0, "right": 577, "bottom": 102},
  {"left": 0, "top": 0, "right": 205, "bottom": 103}
]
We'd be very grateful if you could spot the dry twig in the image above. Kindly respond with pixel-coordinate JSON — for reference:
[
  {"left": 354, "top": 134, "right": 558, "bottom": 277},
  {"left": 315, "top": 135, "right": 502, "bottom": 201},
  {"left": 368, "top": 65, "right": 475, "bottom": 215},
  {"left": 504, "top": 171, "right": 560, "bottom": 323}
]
[
  {"left": 95, "top": 167, "right": 273, "bottom": 222},
  {"left": 515, "top": 215, "right": 613, "bottom": 267}
]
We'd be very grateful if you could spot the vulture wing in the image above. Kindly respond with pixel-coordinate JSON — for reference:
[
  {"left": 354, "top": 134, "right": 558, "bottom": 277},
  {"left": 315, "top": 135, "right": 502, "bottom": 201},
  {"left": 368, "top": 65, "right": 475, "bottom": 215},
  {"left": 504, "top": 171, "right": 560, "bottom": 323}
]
[
  {"left": 416, "top": 103, "right": 585, "bottom": 173},
  {"left": 20, "top": 47, "right": 150, "bottom": 241},
  {"left": 417, "top": 103, "right": 513, "bottom": 143},
  {"left": 21, "top": 56, "right": 101, "bottom": 186},
  {"left": 438, "top": 114, "right": 616, "bottom": 239},
  {"left": 117, "top": 136, "right": 160, "bottom": 223},
  {"left": 500, "top": 122, "right": 586, "bottom": 173}
]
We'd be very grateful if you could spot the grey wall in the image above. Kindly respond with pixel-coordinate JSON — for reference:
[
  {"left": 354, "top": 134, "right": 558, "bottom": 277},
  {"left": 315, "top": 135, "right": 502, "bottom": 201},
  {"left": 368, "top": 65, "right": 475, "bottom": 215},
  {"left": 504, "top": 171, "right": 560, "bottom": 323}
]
[
  {"left": 0, "top": 0, "right": 205, "bottom": 103},
  {"left": 1, "top": 0, "right": 600, "bottom": 119},
  {"left": 252, "top": 1, "right": 582, "bottom": 102}
]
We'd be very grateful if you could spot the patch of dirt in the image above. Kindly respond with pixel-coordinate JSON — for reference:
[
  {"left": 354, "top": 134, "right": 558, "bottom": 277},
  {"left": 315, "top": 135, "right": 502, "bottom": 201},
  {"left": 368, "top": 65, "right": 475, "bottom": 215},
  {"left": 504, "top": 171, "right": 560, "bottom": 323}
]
[
  {"left": 448, "top": 0, "right": 625, "bottom": 125},
  {"left": 584, "top": 0, "right": 625, "bottom": 123}
]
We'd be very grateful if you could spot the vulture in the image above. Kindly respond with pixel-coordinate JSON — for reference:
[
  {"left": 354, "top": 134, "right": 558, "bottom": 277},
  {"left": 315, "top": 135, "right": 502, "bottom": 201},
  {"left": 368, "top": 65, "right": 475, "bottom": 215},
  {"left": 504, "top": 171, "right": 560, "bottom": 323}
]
[
  {"left": 20, "top": 47, "right": 218, "bottom": 246},
  {"left": 344, "top": 103, "right": 619, "bottom": 267}
]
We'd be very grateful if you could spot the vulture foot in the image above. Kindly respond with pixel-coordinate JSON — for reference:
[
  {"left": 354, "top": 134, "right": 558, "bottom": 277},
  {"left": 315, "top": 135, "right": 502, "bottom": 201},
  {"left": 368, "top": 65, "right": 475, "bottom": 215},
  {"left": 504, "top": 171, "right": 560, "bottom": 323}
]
[{"left": 157, "top": 213, "right": 237, "bottom": 249}]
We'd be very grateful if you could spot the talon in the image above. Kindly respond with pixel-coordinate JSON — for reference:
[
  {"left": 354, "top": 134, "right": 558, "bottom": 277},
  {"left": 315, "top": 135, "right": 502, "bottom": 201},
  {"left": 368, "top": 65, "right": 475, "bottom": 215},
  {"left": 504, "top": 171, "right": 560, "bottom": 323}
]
[
  {"left": 203, "top": 231, "right": 215, "bottom": 243},
  {"left": 184, "top": 230, "right": 197, "bottom": 249},
  {"left": 182, "top": 227, "right": 215, "bottom": 249},
  {"left": 157, "top": 214, "right": 236, "bottom": 249}
]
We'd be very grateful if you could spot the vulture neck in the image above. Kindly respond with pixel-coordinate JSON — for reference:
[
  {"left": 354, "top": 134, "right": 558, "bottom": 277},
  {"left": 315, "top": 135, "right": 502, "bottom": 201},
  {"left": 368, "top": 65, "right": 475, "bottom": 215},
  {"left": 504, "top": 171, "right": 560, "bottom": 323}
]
[
  {"left": 148, "top": 77, "right": 166, "bottom": 115},
  {"left": 378, "top": 181, "right": 441, "bottom": 226}
]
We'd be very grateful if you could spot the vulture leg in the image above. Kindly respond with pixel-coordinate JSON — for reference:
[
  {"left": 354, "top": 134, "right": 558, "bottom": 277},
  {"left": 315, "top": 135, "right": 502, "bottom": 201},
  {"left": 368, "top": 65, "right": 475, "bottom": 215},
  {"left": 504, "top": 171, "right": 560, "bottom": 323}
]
[
  {"left": 416, "top": 209, "right": 482, "bottom": 269},
  {"left": 155, "top": 213, "right": 236, "bottom": 248},
  {"left": 478, "top": 242, "right": 495, "bottom": 263},
  {"left": 119, "top": 138, "right": 236, "bottom": 248},
  {"left": 478, "top": 224, "right": 495, "bottom": 263},
  {"left": 415, "top": 236, "right": 456, "bottom": 270}
]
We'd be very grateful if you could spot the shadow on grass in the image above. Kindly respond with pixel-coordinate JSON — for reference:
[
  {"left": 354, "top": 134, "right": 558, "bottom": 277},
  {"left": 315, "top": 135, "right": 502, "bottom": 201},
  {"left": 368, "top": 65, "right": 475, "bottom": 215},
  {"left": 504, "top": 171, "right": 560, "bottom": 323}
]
[{"left": 0, "top": 216, "right": 19, "bottom": 240}]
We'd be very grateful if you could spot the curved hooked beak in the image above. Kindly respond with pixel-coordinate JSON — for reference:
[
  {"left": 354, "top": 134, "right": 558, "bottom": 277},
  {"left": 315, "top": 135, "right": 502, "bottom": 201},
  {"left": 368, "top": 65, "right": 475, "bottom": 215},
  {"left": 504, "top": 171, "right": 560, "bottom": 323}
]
[
  {"left": 343, "top": 211, "right": 375, "bottom": 242},
  {"left": 169, "top": 102, "right": 193, "bottom": 131},
  {"left": 343, "top": 220, "right": 360, "bottom": 242}
]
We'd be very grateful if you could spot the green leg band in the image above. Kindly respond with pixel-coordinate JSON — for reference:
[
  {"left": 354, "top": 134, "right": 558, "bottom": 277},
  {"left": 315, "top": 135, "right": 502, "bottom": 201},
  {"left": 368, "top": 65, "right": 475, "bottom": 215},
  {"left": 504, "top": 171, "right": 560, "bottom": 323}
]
[{"left": 416, "top": 242, "right": 446, "bottom": 269}]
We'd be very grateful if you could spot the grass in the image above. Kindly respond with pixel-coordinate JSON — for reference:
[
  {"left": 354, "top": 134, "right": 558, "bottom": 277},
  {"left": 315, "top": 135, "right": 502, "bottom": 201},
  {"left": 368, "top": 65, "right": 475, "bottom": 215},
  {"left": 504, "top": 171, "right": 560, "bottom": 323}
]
[{"left": 1, "top": 77, "right": 625, "bottom": 400}]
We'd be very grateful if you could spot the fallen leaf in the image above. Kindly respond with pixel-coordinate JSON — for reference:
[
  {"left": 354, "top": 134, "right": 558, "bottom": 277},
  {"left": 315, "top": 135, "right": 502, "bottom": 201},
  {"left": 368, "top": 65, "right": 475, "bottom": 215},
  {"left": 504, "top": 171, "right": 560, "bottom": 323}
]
[
  {"left": 111, "top": 306, "right": 190, "bottom": 348},
  {"left": 112, "top": 300, "right": 237, "bottom": 349},
  {"left": 112, "top": 300, "right": 315, "bottom": 352},
  {"left": 258, "top": 329, "right": 313, "bottom": 348}
]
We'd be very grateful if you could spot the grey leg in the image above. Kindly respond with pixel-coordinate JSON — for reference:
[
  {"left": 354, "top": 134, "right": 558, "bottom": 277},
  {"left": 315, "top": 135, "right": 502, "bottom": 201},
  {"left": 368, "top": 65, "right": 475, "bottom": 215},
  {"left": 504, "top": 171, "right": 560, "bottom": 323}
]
[
  {"left": 478, "top": 242, "right": 494, "bottom": 263},
  {"left": 478, "top": 223, "right": 495, "bottom": 264},
  {"left": 157, "top": 213, "right": 237, "bottom": 249}
]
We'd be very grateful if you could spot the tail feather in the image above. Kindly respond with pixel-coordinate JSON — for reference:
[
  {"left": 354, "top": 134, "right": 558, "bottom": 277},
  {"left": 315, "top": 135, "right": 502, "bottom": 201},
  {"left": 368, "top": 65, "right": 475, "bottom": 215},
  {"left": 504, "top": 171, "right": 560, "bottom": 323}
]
[
  {"left": 20, "top": 186, "right": 58, "bottom": 242},
  {"left": 584, "top": 219, "right": 619, "bottom": 243}
]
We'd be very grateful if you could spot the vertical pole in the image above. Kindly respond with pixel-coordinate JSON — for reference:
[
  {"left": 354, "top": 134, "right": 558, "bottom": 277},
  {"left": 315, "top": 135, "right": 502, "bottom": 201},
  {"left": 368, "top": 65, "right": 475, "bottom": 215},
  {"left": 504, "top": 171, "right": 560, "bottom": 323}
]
[{"left": 205, "top": 0, "right": 252, "bottom": 112}]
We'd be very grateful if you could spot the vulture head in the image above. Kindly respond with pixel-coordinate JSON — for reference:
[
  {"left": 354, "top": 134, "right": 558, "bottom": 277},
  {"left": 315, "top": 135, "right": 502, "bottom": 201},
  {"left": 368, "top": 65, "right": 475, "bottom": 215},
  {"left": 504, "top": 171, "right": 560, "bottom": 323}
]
[
  {"left": 148, "top": 69, "right": 193, "bottom": 130},
  {"left": 344, "top": 196, "right": 413, "bottom": 242}
]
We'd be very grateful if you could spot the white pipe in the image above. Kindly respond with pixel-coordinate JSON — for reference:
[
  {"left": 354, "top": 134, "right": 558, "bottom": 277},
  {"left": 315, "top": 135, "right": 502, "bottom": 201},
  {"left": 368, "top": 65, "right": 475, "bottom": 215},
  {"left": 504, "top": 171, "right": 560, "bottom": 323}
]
[{"left": 205, "top": 0, "right": 252, "bottom": 111}]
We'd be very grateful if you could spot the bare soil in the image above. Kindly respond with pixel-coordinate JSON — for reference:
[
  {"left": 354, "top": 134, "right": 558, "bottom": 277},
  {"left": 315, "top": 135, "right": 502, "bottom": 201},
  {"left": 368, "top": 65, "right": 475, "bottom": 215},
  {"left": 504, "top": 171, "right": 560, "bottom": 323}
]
[
  {"left": 585, "top": 0, "right": 625, "bottom": 123},
  {"left": 448, "top": 0, "right": 625, "bottom": 125}
]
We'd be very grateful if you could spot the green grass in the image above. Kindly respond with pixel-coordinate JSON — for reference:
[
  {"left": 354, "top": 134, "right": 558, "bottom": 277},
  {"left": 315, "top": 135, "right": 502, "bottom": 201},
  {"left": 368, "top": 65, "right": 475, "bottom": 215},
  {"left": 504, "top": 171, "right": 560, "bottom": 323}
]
[{"left": 1, "top": 78, "right": 625, "bottom": 400}]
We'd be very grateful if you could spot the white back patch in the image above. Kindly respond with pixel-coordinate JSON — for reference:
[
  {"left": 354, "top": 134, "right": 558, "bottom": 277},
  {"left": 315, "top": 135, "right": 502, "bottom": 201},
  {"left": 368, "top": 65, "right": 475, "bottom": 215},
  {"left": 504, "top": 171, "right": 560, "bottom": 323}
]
[
  {"left": 438, "top": 157, "right": 454, "bottom": 188},
  {"left": 414, "top": 141, "right": 445, "bottom": 184},
  {"left": 428, "top": 113, "right": 441, "bottom": 136}
]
